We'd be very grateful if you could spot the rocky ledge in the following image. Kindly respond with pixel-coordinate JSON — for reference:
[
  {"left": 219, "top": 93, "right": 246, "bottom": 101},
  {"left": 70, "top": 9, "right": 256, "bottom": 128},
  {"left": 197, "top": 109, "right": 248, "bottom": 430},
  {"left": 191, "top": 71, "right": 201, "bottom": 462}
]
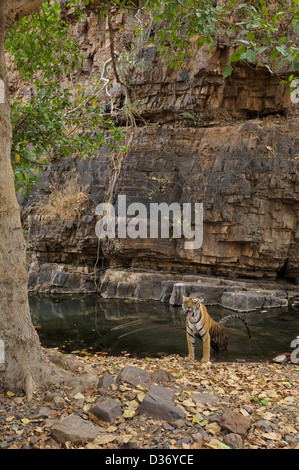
[{"left": 28, "top": 264, "right": 299, "bottom": 313}]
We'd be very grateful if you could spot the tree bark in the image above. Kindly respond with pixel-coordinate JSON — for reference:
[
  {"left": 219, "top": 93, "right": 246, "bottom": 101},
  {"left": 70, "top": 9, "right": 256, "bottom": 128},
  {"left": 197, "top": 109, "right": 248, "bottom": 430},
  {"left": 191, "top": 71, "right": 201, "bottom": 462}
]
[{"left": 0, "top": 0, "right": 72, "bottom": 398}]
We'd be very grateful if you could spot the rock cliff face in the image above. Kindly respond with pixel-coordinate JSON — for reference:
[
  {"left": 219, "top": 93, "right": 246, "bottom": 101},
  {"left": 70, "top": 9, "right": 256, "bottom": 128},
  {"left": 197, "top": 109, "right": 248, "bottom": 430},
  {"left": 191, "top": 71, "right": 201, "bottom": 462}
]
[
  {"left": 25, "top": 119, "right": 299, "bottom": 282},
  {"left": 14, "top": 3, "right": 299, "bottom": 299}
]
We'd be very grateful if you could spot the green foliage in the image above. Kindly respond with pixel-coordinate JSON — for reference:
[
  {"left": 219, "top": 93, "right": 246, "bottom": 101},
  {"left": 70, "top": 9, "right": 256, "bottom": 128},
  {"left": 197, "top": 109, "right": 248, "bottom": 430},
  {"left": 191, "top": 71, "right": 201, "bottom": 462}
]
[
  {"left": 143, "top": 0, "right": 299, "bottom": 77},
  {"left": 6, "top": 0, "right": 127, "bottom": 195},
  {"left": 6, "top": 0, "right": 82, "bottom": 81}
]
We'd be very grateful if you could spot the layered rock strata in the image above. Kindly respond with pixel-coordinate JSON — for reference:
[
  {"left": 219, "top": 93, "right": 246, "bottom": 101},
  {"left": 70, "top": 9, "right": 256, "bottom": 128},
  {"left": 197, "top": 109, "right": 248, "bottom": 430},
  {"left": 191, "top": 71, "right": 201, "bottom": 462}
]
[
  {"left": 28, "top": 265, "right": 299, "bottom": 313},
  {"left": 14, "top": 4, "right": 298, "bottom": 299},
  {"left": 25, "top": 119, "right": 299, "bottom": 282}
]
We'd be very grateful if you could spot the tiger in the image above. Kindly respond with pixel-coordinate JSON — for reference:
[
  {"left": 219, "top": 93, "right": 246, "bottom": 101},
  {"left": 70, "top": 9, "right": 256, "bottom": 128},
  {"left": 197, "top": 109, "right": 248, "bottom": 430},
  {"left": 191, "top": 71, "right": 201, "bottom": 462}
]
[{"left": 182, "top": 296, "right": 251, "bottom": 362}]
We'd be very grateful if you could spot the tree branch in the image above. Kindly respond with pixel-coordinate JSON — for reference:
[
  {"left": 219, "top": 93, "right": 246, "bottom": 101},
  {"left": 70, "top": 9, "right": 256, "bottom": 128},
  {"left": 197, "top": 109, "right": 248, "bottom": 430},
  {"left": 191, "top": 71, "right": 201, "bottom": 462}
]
[{"left": 1, "top": 0, "right": 45, "bottom": 26}]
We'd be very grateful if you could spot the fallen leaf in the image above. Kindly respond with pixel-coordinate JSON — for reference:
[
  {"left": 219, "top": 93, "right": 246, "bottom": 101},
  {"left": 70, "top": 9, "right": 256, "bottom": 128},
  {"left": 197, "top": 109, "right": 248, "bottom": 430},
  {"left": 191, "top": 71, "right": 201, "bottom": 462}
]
[
  {"left": 6, "top": 416, "right": 15, "bottom": 422},
  {"left": 35, "top": 426, "right": 44, "bottom": 433},
  {"left": 206, "top": 438, "right": 223, "bottom": 449},
  {"left": 85, "top": 443, "right": 102, "bottom": 449},
  {"left": 182, "top": 398, "right": 194, "bottom": 408},
  {"left": 206, "top": 422, "right": 221, "bottom": 435},
  {"left": 137, "top": 393, "right": 146, "bottom": 402},
  {"left": 122, "top": 434, "right": 133, "bottom": 444},
  {"left": 107, "top": 425, "right": 118, "bottom": 433},
  {"left": 127, "top": 399, "right": 139, "bottom": 410},
  {"left": 21, "top": 418, "right": 31, "bottom": 425},
  {"left": 123, "top": 409, "right": 136, "bottom": 419},
  {"left": 93, "top": 434, "right": 116, "bottom": 445},
  {"left": 260, "top": 411, "right": 275, "bottom": 420},
  {"left": 262, "top": 432, "right": 279, "bottom": 440},
  {"left": 218, "top": 442, "right": 231, "bottom": 449},
  {"left": 182, "top": 442, "right": 190, "bottom": 449},
  {"left": 73, "top": 393, "right": 84, "bottom": 400},
  {"left": 283, "top": 425, "right": 297, "bottom": 434}
]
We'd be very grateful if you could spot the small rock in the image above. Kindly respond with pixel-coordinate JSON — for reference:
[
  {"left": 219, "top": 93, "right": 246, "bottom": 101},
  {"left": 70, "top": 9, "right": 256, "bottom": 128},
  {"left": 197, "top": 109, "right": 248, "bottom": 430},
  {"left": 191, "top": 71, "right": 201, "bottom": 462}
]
[
  {"left": 173, "top": 418, "right": 186, "bottom": 428},
  {"left": 207, "top": 413, "right": 222, "bottom": 423},
  {"left": 163, "top": 422, "right": 174, "bottom": 431},
  {"left": 90, "top": 398, "right": 122, "bottom": 422},
  {"left": 98, "top": 373, "right": 115, "bottom": 390},
  {"left": 272, "top": 354, "right": 288, "bottom": 364},
  {"left": 219, "top": 408, "right": 251, "bottom": 435},
  {"left": 191, "top": 432, "right": 204, "bottom": 444},
  {"left": 243, "top": 405, "right": 254, "bottom": 414},
  {"left": 139, "top": 385, "right": 184, "bottom": 422},
  {"left": 43, "top": 393, "right": 58, "bottom": 403},
  {"left": 150, "top": 369, "right": 173, "bottom": 384},
  {"left": 50, "top": 396, "right": 65, "bottom": 410},
  {"left": 51, "top": 414, "right": 100, "bottom": 444},
  {"left": 191, "top": 392, "right": 219, "bottom": 405},
  {"left": 29, "top": 436, "right": 40, "bottom": 446},
  {"left": 125, "top": 440, "right": 139, "bottom": 449},
  {"left": 31, "top": 406, "right": 53, "bottom": 419},
  {"left": 284, "top": 435, "right": 298, "bottom": 444},
  {"left": 176, "top": 437, "right": 190, "bottom": 447},
  {"left": 116, "top": 365, "right": 150, "bottom": 388},
  {"left": 223, "top": 433, "right": 243, "bottom": 449},
  {"left": 256, "top": 420, "right": 272, "bottom": 433}
]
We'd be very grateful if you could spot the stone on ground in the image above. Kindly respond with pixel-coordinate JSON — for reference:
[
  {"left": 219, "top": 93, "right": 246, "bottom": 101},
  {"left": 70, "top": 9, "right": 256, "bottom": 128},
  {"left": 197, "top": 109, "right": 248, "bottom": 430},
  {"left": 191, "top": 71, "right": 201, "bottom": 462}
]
[
  {"left": 139, "top": 384, "right": 184, "bottom": 422},
  {"left": 51, "top": 414, "right": 101, "bottom": 444}
]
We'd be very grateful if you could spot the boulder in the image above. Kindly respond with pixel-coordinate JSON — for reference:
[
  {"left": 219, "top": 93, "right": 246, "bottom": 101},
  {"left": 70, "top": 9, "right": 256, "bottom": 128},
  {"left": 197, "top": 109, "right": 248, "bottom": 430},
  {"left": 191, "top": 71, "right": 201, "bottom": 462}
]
[
  {"left": 220, "top": 291, "right": 288, "bottom": 312},
  {"left": 97, "top": 373, "right": 115, "bottom": 390},
  {"left": 219, "top": 408, "right": 251, "bottom": 435},
  {"left": 191, "top": 392, "right": 220, "bottom": 406},
  {"left": 89, "top": 398, "right": 122, "bottom": 422},
  {"left": 139, "top": 384, "right": 184, "bottom": 422},
  {"left": 150, "top": 369, "right": 173, "bottom": 385},
  {"left": 116, "top": 365, "right": 151, "bottom": 389},
  {"left": 272, "top": 354, "right": 288, "bottom": 364},
  {"left": 51, "top": 414, "right": 101, "bottom": 444},
  {"left": 223, "top": 433, "right": 244, "bottom": 449},
  {"left": 170, "top": 281, "right": 228, "bottom": 306}
]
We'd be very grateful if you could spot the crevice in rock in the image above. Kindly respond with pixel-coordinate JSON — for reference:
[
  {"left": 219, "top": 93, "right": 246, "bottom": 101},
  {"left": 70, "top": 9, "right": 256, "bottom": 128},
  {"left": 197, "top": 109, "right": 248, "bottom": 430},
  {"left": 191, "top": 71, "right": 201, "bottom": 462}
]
[{"left": 246, "top": 110, "right": 287, "bottom": 120}]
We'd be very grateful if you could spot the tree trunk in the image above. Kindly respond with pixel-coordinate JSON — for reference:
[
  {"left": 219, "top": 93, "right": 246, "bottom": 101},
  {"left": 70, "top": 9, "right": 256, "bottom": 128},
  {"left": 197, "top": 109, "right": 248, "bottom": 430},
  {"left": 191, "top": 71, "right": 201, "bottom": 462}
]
[{"left": 0, "top": 0, "right": 72, "bottom": 398}]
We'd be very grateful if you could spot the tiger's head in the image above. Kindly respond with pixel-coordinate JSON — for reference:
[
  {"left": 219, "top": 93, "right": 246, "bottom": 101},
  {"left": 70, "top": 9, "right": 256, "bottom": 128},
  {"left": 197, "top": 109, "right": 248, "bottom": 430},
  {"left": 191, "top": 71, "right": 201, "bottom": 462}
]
[{"left": 182, "top": 296, "right": 204, "bottom": 320}]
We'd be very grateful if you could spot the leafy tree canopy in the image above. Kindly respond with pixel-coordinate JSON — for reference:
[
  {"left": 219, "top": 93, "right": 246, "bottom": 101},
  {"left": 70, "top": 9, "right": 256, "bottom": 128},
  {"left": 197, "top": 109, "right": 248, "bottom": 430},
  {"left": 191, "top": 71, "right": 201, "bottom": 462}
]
[
  {"left": 6, "top": 0, "right": 128, "bottom": 194},
  {"left": 144, "top": 1, "right": 299, "bottom": 73},
  {"left": 5, "top": 0, "right": 299, "bottom": 194}
]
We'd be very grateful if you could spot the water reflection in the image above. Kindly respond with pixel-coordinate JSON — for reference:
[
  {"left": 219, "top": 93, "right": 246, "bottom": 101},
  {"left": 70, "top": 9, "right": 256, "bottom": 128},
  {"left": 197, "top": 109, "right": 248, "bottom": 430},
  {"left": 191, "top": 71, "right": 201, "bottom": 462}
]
[{"left": 29, "top": 294, "right": 299, "bottom": 362}]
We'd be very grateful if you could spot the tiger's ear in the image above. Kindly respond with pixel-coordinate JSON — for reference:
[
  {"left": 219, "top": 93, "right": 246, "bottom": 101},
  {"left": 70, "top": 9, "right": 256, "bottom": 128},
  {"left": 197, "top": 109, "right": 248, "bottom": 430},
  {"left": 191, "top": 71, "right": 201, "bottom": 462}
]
[{"left": 199, "top": 297, "right": 204, "bottom": 303}]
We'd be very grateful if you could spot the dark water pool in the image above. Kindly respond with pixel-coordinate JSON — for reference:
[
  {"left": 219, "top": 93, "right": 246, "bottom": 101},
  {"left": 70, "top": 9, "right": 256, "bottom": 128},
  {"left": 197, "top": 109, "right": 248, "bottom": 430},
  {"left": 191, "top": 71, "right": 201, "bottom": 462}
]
[{"left": 29, "top": 294, "right": 299, "bottom": 363}]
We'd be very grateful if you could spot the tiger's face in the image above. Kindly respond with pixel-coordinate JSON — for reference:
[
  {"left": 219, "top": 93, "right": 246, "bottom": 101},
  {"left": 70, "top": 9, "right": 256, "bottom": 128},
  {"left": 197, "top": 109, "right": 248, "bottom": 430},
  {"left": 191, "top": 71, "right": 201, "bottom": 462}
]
[{"left": 182, "top": 296, "right": 204, "bottom": 320}]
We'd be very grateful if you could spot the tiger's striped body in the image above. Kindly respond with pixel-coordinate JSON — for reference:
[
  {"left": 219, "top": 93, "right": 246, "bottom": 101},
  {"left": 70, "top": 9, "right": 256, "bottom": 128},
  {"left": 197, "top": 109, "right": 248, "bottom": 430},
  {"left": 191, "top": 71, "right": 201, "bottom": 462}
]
[{"left": 182, "top": 296, "right": 251, "bottom": 362}]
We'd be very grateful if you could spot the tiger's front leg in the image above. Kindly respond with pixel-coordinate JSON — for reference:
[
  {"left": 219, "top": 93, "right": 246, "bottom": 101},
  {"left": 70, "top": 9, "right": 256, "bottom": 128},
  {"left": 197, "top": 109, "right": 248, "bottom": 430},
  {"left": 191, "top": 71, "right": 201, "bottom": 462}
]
[
  {"left": 201, "top": 332, "right": 211, "bottom": 362},
  {"left": 186, "top": 317, "right": 195, "bottom": 360}
]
